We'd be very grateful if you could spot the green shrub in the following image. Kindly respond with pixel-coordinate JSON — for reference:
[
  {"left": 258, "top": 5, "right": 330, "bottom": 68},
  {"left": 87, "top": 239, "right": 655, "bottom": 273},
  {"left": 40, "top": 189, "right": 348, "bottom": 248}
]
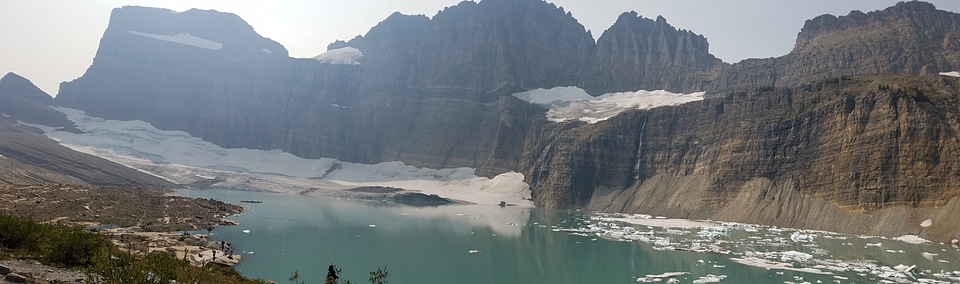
[
  {"left": 0, "top": 213, "right": 50, "bottom": 253},
  {"left": 46, "top": 225, "right": 111, "bottom": 266}
]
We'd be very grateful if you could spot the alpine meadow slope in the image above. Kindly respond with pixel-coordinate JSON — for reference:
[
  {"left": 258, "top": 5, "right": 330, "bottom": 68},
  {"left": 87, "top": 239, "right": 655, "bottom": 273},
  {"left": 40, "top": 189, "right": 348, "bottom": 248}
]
[{"left": 52, "top": 0, "right": 960, "bottom": 241}]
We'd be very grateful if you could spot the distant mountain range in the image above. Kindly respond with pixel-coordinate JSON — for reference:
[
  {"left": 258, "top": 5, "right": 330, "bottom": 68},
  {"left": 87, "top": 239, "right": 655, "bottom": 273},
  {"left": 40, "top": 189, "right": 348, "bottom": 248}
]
[{"left": 3, "top": 0, "right": 960, "bottom": 241}]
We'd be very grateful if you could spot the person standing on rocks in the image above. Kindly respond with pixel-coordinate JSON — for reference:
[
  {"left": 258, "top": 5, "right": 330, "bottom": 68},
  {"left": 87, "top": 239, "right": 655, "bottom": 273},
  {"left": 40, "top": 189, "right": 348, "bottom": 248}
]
[{"left": 325, "top": 265, "right": 339, "bottom": 284}]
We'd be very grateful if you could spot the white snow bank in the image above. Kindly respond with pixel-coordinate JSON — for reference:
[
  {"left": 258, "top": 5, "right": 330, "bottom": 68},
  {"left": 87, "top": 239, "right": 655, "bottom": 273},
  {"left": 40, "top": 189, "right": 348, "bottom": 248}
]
[
  {"left": 920, "top": 219, "right": 932, "bottom": 227},
  {"left": 512, "top": 86, "right": 704, "bottom": 124},
  {"left": 129, "top": 31, "right": 223, "bottom": 50},
  {"left": 939, "top": 71, "right": 960, "bottom": 77},
  {"left": 32, "top": 107, "right": 531, "bottom": 206},
  {"left": 43, "top": 107, "right": 475, "bottom": 181},
  {"left": 512, "top": 87, "right": 593, "bottom": 105},
  {"left": 313, "top": 47, "right": 363, "bottom": 64}
]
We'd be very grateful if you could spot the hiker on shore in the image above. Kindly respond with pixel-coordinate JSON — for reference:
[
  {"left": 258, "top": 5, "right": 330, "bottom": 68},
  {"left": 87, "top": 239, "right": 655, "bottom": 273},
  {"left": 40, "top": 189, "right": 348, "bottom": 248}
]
[{"left": 326, "top": 265, "right": 339, "bottom": 284}]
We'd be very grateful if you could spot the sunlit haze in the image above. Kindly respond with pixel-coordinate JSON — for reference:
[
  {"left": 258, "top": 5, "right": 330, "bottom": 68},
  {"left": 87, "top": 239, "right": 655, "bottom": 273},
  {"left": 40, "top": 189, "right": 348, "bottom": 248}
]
[{"left": 2, "top": 0, "right": 959, "bottom": 96}]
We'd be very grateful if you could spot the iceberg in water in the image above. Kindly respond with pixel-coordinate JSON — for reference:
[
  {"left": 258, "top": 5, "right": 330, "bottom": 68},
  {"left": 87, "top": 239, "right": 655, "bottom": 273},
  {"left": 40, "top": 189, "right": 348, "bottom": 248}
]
[{"left": 790, "top": 232, "right": 817, "bottom": 243}]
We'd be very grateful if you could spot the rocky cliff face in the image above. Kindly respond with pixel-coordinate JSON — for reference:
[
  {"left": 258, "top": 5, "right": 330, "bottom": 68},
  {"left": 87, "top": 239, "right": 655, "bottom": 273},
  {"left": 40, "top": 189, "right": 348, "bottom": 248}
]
[
  {"left": 334, "top": 0, "right": 596, "bottom": 168},
  {"left": 57, "top": 6, "right": 365, "bottom": 161},
  {"left": 57, "top": 0, "right": 601, "bottom": 170},
  {"left": 566, "top": 75, "right": 960, "bottom": 241},
  {"left": 713, "top": 1, "right": 960, "bottom": 91},
  {"left": 51, "top": 1, "right": 960, "bottom": 240},
  {"left": 581, "top": 12, "right": 722, "bottom": 94}
]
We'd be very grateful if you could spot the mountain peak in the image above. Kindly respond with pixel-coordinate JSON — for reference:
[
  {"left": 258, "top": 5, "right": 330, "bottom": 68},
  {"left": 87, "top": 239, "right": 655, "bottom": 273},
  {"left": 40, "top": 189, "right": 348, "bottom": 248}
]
[
  {"left": 0, "top": 72, "right": 53, "bottom": 103},
  {"left": 0, "top": 72, "right": 74, "bottom": 128},
  {"left": 794, "top": 1, "right": 949, "bottom": 52},
  {"left": 100, "top": 6, "right": 288, "bottom": 57}
]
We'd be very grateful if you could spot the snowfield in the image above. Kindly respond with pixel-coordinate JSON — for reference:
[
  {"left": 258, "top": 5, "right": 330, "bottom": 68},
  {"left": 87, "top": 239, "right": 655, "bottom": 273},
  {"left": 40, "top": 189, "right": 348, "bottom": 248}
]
[
  {"left": 939, "top": 71, "right": 960, "bottom": 77},
  {"left": 129, "top": 31, "right": 223, "bottom": 50},
  {"left": 313, "top": 47, "right": 363, "bottom": 64},
  {"left": 512, "top": 86, "right": 705, "bottom": 123},
  {"left": 22, "top": 107, "right": 531, "bottom": 206}
]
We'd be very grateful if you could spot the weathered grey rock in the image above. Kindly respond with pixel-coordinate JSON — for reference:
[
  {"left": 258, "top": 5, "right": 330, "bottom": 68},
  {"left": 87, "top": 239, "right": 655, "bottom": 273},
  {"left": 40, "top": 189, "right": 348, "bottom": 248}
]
[
  {"left": 0, "top": 264, "right": 10, "bottom": 275},
  {"left": 4, "top": 272, "right": 26, "bottom": 283}
]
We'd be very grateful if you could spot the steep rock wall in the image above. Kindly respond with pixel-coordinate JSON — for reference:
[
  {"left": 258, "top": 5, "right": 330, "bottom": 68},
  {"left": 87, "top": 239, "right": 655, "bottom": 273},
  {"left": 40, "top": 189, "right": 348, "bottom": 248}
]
[
  {"left": 524, "top": 75, "right": 960, "bottom": 241},
  {"left": 713, "top": 1, "right": 960, "bottom": 91}
]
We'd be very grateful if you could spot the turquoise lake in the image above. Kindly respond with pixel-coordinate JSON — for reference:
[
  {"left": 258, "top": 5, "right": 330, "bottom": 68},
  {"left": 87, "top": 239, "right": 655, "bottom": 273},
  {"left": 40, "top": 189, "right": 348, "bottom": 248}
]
[{"left": 178, "top": 188, "right": 960, "bottom": 284}]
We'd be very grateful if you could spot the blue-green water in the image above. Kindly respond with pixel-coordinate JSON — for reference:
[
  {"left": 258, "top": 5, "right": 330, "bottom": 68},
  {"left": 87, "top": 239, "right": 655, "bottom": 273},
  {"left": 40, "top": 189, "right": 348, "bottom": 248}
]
[{"left": 178, "top": 188, "right": 960, "bottom": 284}]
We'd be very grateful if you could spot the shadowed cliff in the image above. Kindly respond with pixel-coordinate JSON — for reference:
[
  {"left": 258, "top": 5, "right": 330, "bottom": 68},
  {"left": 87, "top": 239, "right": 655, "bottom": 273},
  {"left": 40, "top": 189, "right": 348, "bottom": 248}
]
[{"left": 0, "top": 74, "right": 173, "bottom": 186}]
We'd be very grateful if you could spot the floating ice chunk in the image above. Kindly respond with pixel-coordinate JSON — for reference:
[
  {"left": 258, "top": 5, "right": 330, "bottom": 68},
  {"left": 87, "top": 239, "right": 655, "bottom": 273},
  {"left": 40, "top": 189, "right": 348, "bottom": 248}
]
[
  {"left": 645, "top": 272, "right": 689, "bottom": 278},
  {"left": 894, "top": 235, "right": 930, "bottom": 244},
  {"left": 939, "top": 71, "right": 960, "bottom": 77},
  {"left": 791, "top": 232, "right": 817, "bottom": 243},
  {"left": 314, "top": 47, "right": 363, "bottom": 64},
  {"left": 730, "top": 257, "right": 831, "bottom": 275},
  {"left": 893, "top": 264, "right": 916, "bottom": 273},
  {"left": 635, "top": 277, "right": 659, "bottom": 283},
  {"left": 262, "top": 48, "right": 272, "bottom": 54},
  {"left": 691, "top": 274, "right": 726, "bottom": 283},
  {"left": 921, "top": 252, "right": 937, "bottom": 261},
  {"left": 865, "top": 243, "right": 882, "bottom": 247},
  {"left": 368, "top": 224, "right": 376, "bottom": 228},
  {"left": 698, "top": 226, "right": 731, "bottom": 238},
  {"left": 781, "top": 251, "right": 813, "bottom": 262},
  {"left": 468, "top": 249, "right": 481, "bottom": 254},
  {"left": 129, "top": 31, "right": 223, "bottom": 50},
  {"left": 242, "top": 229, "right": 251, "bottom": 233}
]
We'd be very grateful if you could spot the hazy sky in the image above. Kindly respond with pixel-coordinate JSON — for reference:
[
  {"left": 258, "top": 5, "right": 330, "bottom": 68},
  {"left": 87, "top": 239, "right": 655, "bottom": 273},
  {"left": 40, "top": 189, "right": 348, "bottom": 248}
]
[{"left": 2, "top": 0, "right": 959, "bottom": 96}]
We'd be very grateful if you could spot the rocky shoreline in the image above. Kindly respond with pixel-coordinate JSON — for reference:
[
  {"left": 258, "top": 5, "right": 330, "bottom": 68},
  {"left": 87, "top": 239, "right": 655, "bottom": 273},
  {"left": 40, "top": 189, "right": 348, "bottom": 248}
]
[{"left": 0, "top": 184, "right": 246, "bottom": 283}]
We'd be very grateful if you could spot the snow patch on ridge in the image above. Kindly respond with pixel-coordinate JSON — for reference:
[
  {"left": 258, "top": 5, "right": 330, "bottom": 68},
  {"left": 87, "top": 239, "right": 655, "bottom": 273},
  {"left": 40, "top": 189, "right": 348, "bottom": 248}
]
[
  {"left": 939, "top": 71, "right": 960, "bottom": 77},
  {"left": 314, "top": 47, "right": 363, "bottom": 65},
  {"left": 512, "top": 87, "right": 704, "bottom": 123},
  {"left": 129, "top": 31, "right": 223, "bottom": 50},
  {"left": 32, "top": 107, "right": 531, "bottom": 206}
]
